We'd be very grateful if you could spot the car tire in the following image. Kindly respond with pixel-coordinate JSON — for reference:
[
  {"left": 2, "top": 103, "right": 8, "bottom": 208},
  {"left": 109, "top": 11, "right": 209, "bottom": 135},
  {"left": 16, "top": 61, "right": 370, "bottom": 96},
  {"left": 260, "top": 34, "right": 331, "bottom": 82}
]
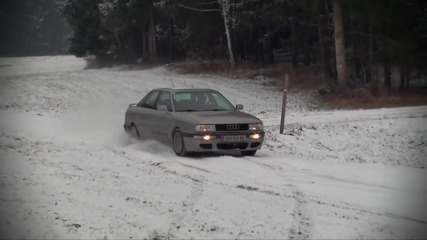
[
  {"left": 241, "top": 150, "right": 257, "bottom": 157},
  {"left": 173, "top": 130, "right": 188, "bottom": 157},
  {"left": 130, "top": 124, "right": 140, "bottom": 139}
]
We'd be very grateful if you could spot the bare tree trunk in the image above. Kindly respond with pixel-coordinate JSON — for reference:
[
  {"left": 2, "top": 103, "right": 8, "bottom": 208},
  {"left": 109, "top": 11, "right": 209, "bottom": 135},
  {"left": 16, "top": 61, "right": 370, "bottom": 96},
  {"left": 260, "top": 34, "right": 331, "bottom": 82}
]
[
  {"left": 114, "top": 28, "right": 121, "bottom": 57},
  {"left": 219, "top": 0, "right": 236, "bottom": 69},
  {"left": 302, "top": 25, "right": 310, "bottom": 66},
  {"left": 368, "top": 23, "right": 374, "bottom": 83},
  {"left": 264, "top": 26, "right": 274, "bottom": 64},
  {"left": 384, "top": 56, "right": 391, "bottom": 88},
  {"left": 302, "top": 7, "right": 315, "bottom": 66},
  {"left": 324, "top": 0, "right": 336, "bottom": 79},
  {"left": 406, "top": 67, "right": 410, "bottom": 89},
  {"left": 169, "top": 17, "right": 174, "bottom": 61},
  {"left": 400, "top": 64, "right": 406, "bottom": 90},
  {"left": 142, "top": 27, "right": 147, "bottom": 60},
  {"left": 318, "top": 16, "right": 326, "bottom": 73},
  {"left": 114, "top": 29, "right": 121, "bottom": 50},
  {"left": 382, "top": 24, "right": 391, "bottom": 89},
  {"left": 291, "top": 5, "right": 298, "bottom": 67},
  {"left": 151, "top": 9, "right": 157, "bottom": 62},
  {"left": 238, "top": 37, "right": 245, "bottom": 60},
  {"left": 148, "top": 9, "right": 157, "bottom": 62},
  {"left": 368, "top": 21, "right": 378, "bottom": 95},
  {"left": 332, "top": 0, "right": 347, "bottom": 90},
  {"left": 318, "top": 0, "right": 326, "bottom": 74},
  {"left": 147, "top": 22, "right": 153, "bottom": 62}
]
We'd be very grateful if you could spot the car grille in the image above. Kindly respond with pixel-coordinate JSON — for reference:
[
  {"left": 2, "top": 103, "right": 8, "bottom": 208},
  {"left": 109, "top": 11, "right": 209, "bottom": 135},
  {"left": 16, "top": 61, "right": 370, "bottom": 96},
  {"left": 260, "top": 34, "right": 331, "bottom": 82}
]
[
  {"left": 217, "top": 143, "right": 248, "bottom": 150},
  {"left": 200, "top": 144, "right": 213, "bottom": 149},
  {"left": 250, "top": 142, "right": 261, "bottom": 148},
  {"left": 215, "top": 124, "right": 249, "bottom": 131}
]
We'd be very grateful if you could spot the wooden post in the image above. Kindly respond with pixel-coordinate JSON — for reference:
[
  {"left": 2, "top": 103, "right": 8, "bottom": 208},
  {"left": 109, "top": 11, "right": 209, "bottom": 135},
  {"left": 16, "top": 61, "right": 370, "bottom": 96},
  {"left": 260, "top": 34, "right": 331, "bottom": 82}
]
[{"left": 280, "top": 74, "right": 289, "bottom": 134}]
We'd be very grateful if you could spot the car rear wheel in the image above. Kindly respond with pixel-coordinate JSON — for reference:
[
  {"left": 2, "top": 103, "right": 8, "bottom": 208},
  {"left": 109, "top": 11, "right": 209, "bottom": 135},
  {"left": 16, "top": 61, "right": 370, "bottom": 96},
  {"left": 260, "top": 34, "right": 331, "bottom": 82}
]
[
  {"left": 241, "top": 150, "right": 257, "bottom": 157},
  {"left": 173, "top": 130, "right": 188, "bottom": 157},
  {"left": 130, "top": 124, "right": 140, "bottom": 139}
]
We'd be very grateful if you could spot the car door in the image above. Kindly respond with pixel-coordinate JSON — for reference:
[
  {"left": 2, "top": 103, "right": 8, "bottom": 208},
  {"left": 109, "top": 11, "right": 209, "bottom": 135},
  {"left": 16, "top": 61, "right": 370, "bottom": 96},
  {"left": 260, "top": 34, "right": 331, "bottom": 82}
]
[
  {"left": 134, "top": 90, "right": 160, "bottom": 139},
  {"left": 152, "top": 91, "right": 174, "bottom": 143}
]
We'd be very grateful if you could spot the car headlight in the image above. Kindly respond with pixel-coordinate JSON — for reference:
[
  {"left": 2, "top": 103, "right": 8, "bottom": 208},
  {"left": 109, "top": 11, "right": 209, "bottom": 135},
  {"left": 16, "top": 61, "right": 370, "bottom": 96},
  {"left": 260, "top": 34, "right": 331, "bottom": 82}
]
[
  {"left": 195, "top": 124, "right": 216, "bottom": 132},
  {"left": 249, "top": 123, "right": 263, "bottom": 131}
]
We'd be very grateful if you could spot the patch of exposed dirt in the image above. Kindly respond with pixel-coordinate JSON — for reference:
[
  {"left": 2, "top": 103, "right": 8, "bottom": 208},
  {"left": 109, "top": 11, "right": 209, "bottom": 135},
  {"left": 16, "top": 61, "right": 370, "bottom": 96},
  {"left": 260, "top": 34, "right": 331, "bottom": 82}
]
[
  {"left": 319, "top": 88, "right": 427, "bottom": 109},
  {"left": 147, "top": 60, "right": 427, "bottom": 109}
]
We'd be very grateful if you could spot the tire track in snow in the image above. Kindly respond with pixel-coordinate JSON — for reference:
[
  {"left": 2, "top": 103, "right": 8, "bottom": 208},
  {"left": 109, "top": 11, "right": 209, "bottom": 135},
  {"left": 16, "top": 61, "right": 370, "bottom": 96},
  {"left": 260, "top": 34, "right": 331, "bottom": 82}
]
[
  {"left": 312, "top": 198, "right": 427, "bottom": 225},
  {"left": 111, "top": 148, "right": 210, "bottom": 236},
  {"left": 175, "top": 162, "right": 213, "bottom": 174},
  {"left": 169, "top": 176, "right": 205, "bottom": 233},
  {"left": 249, "top": 157, "right": 401, "bottom": 193},
  {"left": 115, "top": 147, "right": 427, "bottom": 233},
  {"left": 288, "top": 186, "right": 311, "bottom": 239},
  {"left": 243, "top": 157, "right": 427, "bottom": 231}
]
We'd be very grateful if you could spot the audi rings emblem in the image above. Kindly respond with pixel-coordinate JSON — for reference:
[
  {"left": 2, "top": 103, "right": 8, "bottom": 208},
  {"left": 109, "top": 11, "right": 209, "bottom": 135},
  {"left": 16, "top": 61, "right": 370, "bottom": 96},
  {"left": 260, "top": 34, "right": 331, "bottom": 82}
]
[{"left": 226, "top": 125, "right": 240, "bottom": 131}]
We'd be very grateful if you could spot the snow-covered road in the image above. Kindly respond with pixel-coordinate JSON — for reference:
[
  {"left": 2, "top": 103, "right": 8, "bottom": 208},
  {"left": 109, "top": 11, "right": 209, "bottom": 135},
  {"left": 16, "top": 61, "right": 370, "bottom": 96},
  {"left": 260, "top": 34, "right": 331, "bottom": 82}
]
[{"left": 0, "top": 56, "right": 426, "bottom": 239}]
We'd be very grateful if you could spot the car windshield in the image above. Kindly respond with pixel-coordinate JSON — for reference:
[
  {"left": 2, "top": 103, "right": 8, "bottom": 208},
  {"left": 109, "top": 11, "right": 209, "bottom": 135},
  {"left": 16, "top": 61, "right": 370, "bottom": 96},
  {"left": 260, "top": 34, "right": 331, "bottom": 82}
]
[{"left": 173, "top": 90, "right": 235, "bottom": 112}]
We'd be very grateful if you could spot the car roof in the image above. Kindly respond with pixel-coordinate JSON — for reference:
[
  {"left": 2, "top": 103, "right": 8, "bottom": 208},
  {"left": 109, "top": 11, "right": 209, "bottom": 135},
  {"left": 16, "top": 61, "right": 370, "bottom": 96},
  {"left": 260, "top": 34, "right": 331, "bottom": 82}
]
[{"left": 154, "top": 88, "right": 218, "bottom": 93}]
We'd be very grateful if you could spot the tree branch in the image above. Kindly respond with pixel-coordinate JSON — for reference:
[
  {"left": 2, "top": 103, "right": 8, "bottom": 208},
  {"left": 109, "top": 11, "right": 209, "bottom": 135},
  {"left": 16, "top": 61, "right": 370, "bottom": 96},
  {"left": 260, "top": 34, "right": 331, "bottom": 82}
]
[
  {"left": 263, "top": 22, "right": 287, "bottom": 40},
  {"left": 196, "top": 1, "right": 218, "bottom": 6},
  {"left": 177, "top": 4, "right": 221, "bottom": 12}
]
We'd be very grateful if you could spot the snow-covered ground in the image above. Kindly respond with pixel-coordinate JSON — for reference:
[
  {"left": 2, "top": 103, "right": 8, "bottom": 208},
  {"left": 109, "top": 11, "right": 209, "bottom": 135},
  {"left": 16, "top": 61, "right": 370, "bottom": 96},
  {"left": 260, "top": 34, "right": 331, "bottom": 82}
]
[{"left": 0, "top": 56, "right": 426, "bottom": 239}]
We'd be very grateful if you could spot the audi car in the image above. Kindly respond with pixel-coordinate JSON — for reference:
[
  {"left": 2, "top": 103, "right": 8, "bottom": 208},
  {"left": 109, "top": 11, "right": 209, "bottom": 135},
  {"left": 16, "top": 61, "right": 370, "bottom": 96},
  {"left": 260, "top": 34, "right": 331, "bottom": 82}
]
[{"left": 123, "top": 88, "right": 264, "bottom": 156}]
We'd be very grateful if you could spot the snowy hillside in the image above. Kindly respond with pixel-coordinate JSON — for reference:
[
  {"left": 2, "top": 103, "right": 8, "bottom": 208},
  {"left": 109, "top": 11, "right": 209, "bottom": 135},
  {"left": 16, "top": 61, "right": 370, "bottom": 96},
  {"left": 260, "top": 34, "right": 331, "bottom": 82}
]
[{"left": 0, "top": 56, "right": 426, "bottom": 239}]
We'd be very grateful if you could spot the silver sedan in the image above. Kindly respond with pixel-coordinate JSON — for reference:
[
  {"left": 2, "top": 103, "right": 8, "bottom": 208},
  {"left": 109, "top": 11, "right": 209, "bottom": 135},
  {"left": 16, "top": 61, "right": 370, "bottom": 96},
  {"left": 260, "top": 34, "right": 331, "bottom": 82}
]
[{"left": 123, "top": 88, "right": 264, "bottom": 156}]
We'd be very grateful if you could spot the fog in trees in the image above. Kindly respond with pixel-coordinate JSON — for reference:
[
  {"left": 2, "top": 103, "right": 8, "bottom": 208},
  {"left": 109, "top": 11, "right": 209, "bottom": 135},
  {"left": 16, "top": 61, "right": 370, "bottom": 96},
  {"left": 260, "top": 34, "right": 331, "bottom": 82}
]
[{"left": 0, "top": 0, "right": 71, "bottom": 56}]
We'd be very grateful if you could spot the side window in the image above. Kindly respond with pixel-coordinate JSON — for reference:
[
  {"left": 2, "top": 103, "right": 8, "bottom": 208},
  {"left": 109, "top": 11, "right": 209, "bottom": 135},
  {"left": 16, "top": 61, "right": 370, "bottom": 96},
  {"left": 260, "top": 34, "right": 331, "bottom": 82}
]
[
  {"left": 157, "top": 92, "right": 172, "bottom": 111},
  {"left": 173, "top": 92, "right": 193, "bottom": 112},
  {"left": 142, "top": 91, "right": 160, "bottom": 109},
  {"left": 173, "top": 92, "right": 192, "bottom": 101}
]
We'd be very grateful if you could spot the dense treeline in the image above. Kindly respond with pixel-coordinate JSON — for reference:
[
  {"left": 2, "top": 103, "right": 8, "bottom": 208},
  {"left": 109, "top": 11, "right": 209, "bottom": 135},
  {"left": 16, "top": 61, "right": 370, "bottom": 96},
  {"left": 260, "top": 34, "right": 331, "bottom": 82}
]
[
  {"left": 60, "top": 0, "right": 427, "bottom": 90},
  {"left": 2, "top": 0, "right": 426, "bottom": 90},
  {"left": 0, "top": 0, "right": 71, "bottom": 56}
]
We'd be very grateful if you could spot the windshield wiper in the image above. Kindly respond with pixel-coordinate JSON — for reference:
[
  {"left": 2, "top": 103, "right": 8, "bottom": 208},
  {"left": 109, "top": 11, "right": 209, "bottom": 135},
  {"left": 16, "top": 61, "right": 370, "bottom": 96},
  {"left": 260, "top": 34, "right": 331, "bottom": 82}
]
[
  {"left": 177, "top": 109, "right": 200, "bottom": 112},
  {"left": 177, "top": 109, "right": 227, "bottom": 112},
  {"left": 205, "top": 109, "right": 227, "bottom": 111}
]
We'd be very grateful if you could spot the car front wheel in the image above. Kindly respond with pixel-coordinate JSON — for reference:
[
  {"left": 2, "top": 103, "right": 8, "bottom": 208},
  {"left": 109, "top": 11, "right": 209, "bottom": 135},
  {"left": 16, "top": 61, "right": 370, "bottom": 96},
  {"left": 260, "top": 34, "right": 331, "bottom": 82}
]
[
  {"left": 241, "top": 150, "right": 257, "bottom": 157},
  {"left": 130, "top": 124, "right": 140, "bottom": 139},
  {"left": 173, "top": 130, "right": 188, "bottom": 157}
]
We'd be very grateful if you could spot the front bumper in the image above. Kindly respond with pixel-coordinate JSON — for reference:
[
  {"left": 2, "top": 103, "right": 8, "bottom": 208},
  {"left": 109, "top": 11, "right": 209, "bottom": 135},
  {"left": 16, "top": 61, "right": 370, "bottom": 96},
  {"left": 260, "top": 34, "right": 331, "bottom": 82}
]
[{"left": 182, "top": 131, "right": 265, "bottom": 152}]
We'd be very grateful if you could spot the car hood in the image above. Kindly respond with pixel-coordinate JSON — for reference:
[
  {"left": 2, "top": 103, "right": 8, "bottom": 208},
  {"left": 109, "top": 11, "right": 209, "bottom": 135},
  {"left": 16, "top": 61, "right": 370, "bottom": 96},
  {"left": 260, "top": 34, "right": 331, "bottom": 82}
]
[{"left": 180, "top": 111, "right": 262, "bottom": 124}]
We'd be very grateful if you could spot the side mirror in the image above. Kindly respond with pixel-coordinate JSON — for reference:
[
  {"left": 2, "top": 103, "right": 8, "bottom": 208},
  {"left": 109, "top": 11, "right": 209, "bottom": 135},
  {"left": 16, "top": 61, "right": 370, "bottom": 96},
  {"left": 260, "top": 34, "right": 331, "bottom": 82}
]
[
  {"left": 129, "top": 103, "right": 138, "bottom": 107},
  {"left": 157, "top": 105, "right": 169, "bottom": 112},
  {"left": 236, "top": 104, "right": 244, "bottom": 111}
]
